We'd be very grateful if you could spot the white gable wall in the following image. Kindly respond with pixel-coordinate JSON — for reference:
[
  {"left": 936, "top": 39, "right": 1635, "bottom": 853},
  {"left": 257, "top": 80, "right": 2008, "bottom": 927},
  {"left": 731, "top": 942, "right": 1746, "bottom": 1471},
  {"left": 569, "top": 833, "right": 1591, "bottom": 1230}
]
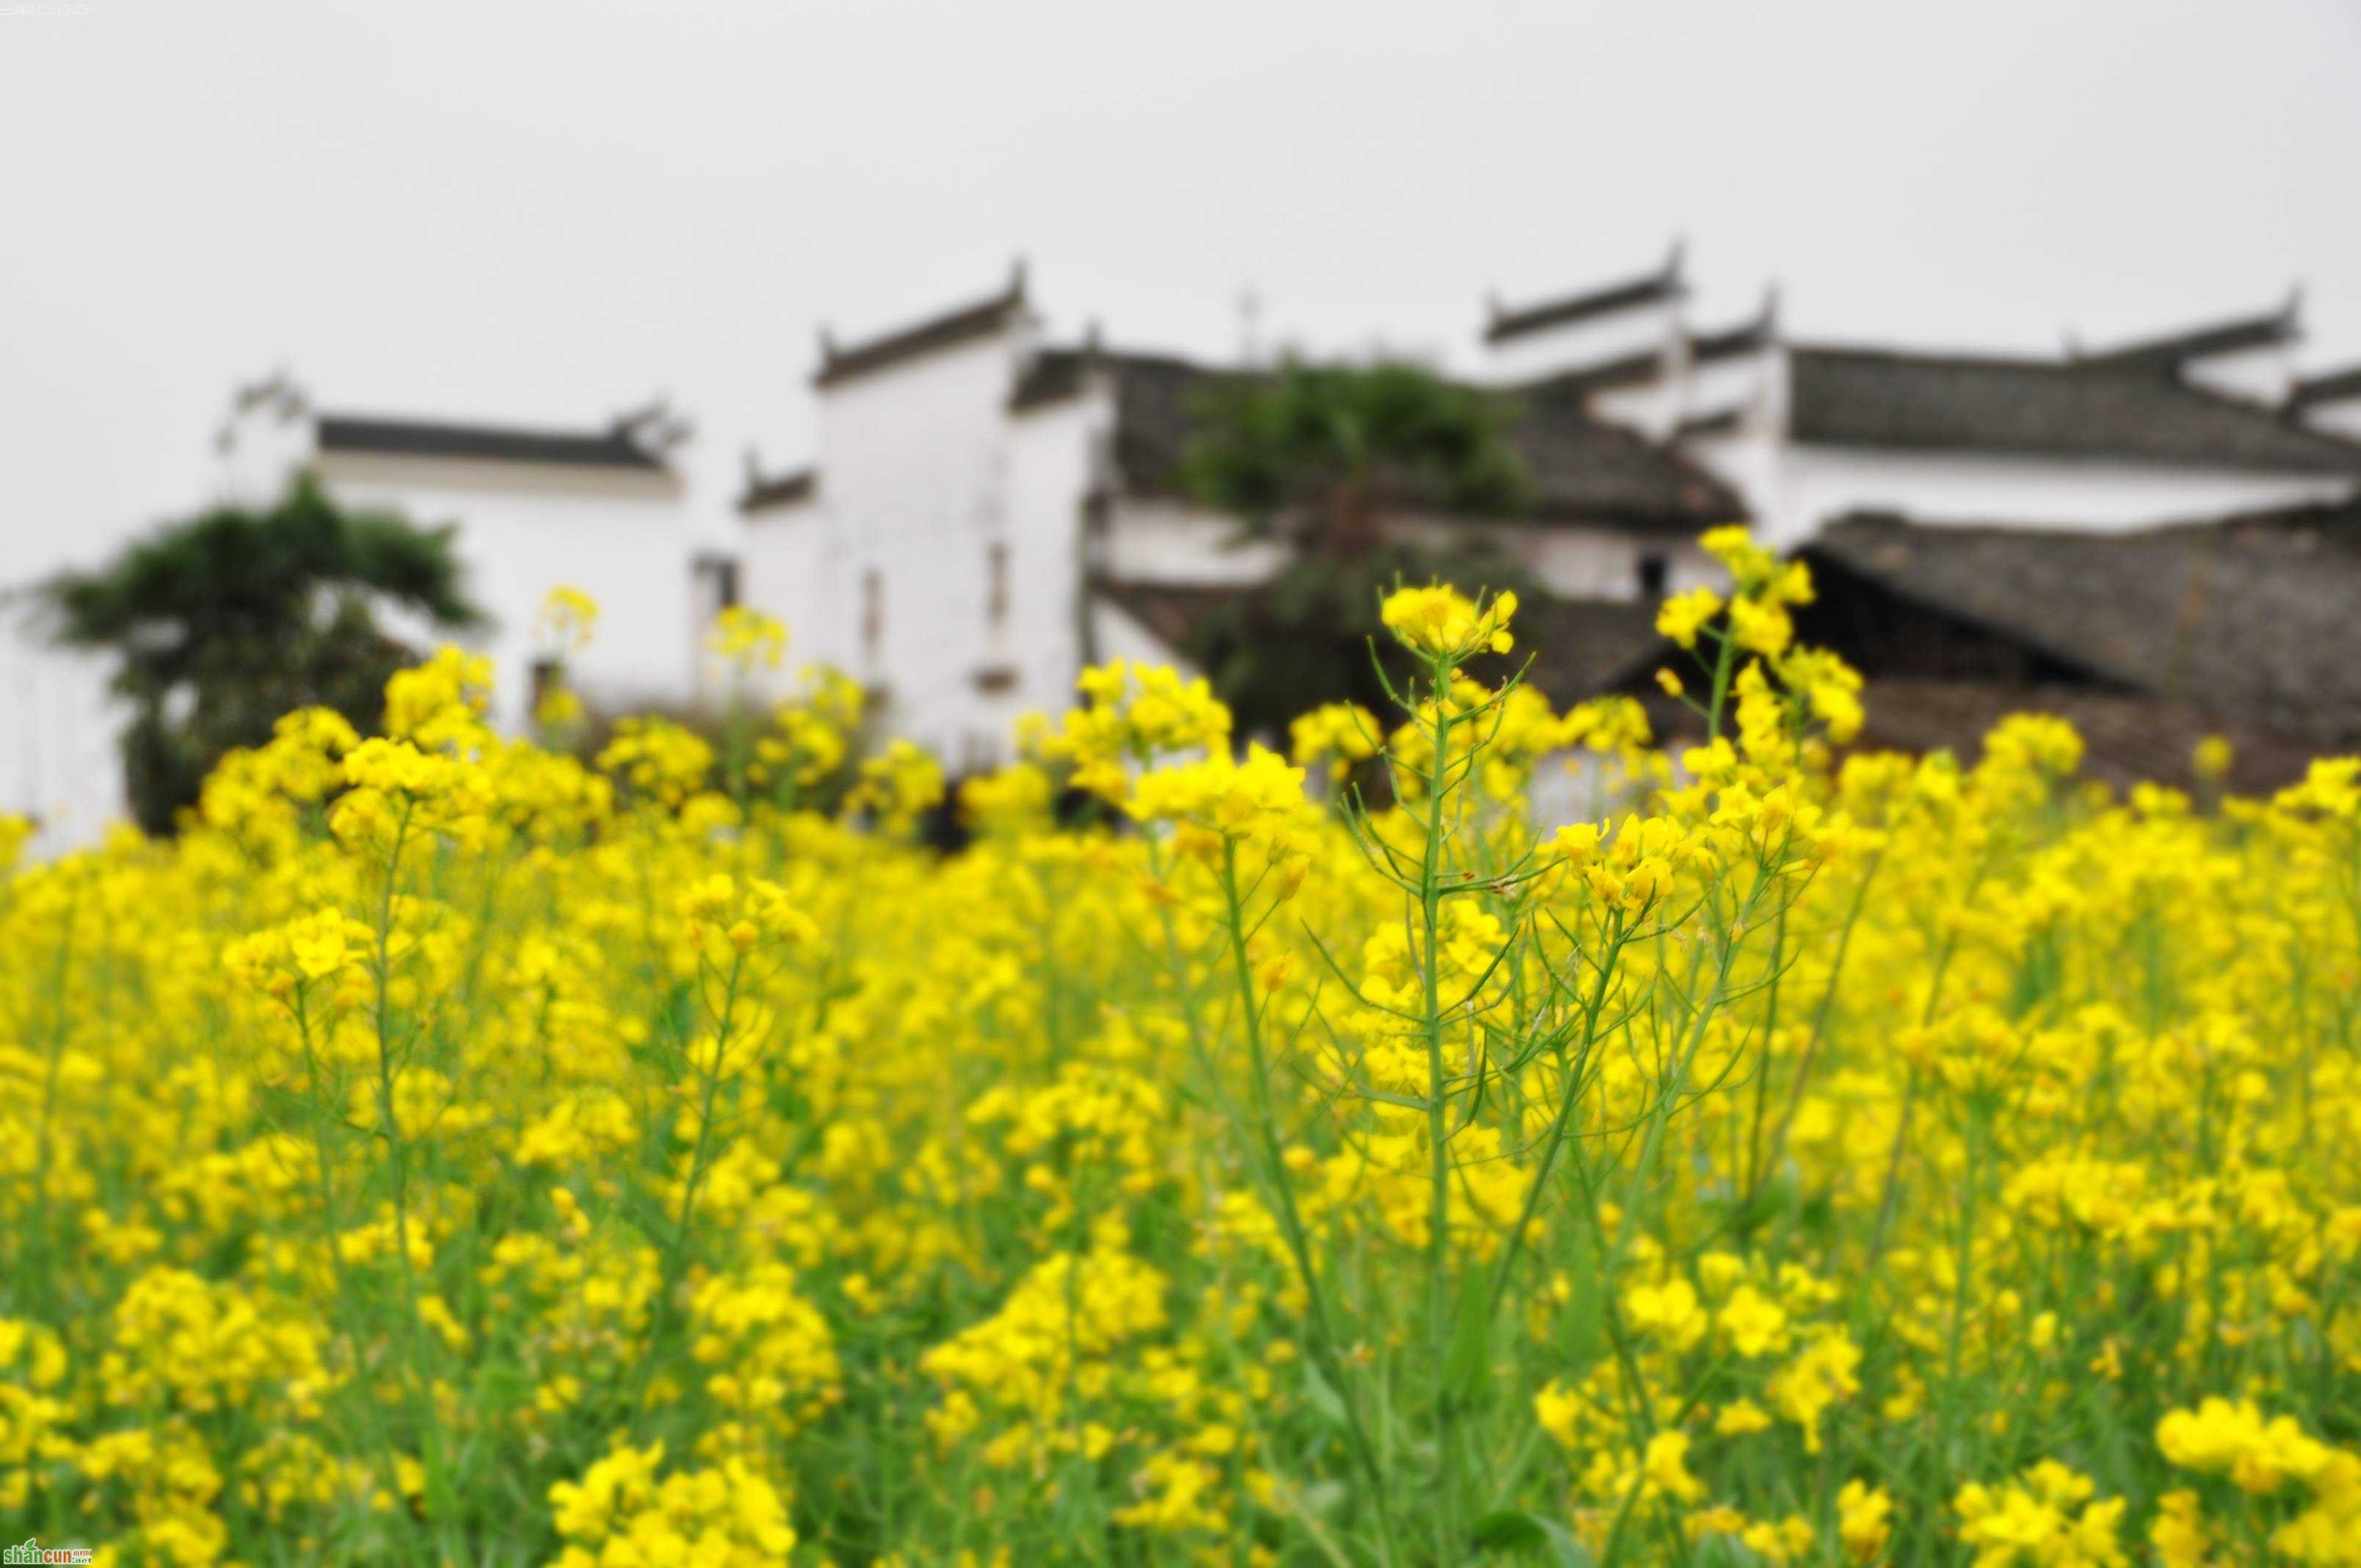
[
  {"left": 1097, "top": 498, "right": 1291, "bottom": 587},
  {"left": 2179, "top": 344, "right": 2295, "bottom": 409},
  {"left": 984, "top": 390, "right": 1109, "bottom": 766},
  {"left": 1657, "top": 348, "right": 2353, "bottom": 549},
  {"left": 307, "top": 453, "right": 700, "bottom": 731},
  {"left": 1088, "top": 594, "right": 1201, "bottom": 678},
  {"left": 2299, "top": 402, "right": 2361, "bottom": 443},
  {"left": 0, "top": 606, "right": 123, "bottom": 857},
  {"left": 788, "top": 324, "right": 1042, "bottom": 761},
  {"left": 1779, "top": 446, "right": 2350, "bottom": 543},
  {"left": 739, "top": 499, "right": 841, "bottom": 705},
  {"left": 1481, "top": 297, "right": 1682, "bottom": 388}
]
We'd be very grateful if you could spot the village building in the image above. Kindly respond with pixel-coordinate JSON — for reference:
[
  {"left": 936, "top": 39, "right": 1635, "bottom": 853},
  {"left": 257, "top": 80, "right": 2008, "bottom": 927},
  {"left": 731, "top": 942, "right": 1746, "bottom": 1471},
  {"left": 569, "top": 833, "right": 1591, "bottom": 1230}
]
[
  {"left": 1488, "top": 247, "right": 2361, "bottom": 547},
  {"left": 12, "top": 252, "right": 2361, "bottom": 852},
  {"left": 210, "top": 374, "right": 717, "bottom": 735},
  {"left": 736, "top": 264, "right": 1737, "bottom": 768},
  {"left": 1, "top": 380, "right": 712, "bottom": 853},
  {"left": 1785, "top": 502, "right": 2361, "bottom": 788},
  {"left": 740, "top": 255, "right": 2361, "bottom": 777}
]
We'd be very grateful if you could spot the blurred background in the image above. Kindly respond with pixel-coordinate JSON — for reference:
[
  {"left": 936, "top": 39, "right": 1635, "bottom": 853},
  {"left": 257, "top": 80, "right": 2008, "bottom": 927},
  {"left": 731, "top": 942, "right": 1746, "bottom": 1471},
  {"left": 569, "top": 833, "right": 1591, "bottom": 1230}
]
[{"left": 7, "top": 0, "right": 2361, "bottom": 851}]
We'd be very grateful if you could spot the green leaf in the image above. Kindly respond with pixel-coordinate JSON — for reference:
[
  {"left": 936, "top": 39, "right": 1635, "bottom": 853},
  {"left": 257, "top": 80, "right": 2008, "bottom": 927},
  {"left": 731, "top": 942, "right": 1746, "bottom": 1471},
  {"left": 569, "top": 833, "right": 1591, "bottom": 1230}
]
[
  {"left": 614, "top": 1182, "right": 675, "bottom": 1247},
  {"left": 1469, "top": 1509, "right": 1595, "bottom": 1564},
  {"left": 1445, "top": 1266, "right": 1495, "bottom": 1401},
  {"left": 1562, "top": 1230, "right": 1603, "bottom": 1368},
  {"left": 1299, "top": 1359, "right": 1350, "bottom": 1431}
]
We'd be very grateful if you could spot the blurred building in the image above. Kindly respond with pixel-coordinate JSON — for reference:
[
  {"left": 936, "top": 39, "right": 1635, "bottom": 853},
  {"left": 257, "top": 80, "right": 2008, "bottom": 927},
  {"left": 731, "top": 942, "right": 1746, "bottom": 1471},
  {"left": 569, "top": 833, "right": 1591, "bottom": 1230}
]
[
  {"left": 739, "top": 264, "right": 1735, "bottom": 769},
  {"left": 1787, "top": 503, "right": 2361, "bottom": 788},
  {"left": 739, "top": 255, "right": 2361, "bottom": 780},
  {"left": 0, "top": 378, "right": 714, "bottom": 853},
  {"left": 1488, "top": 244, "right": 2361, "bottom": 782},
  {"left": 15, "top": 253, "right": 2361, "bottom": 852},
  {"left": 211, "top": 375, "right": 718, "bottom": 734},
  {"left": 1484, "top": 245, "right": 2361, "bottom": 547}
]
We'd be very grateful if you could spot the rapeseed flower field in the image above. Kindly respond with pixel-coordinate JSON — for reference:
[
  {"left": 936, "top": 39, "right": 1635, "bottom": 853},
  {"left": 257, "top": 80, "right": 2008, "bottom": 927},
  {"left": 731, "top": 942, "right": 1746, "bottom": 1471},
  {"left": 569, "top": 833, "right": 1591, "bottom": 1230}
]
[{"left": 4, "top": 528, "right": 2360, "bottom": 1564}]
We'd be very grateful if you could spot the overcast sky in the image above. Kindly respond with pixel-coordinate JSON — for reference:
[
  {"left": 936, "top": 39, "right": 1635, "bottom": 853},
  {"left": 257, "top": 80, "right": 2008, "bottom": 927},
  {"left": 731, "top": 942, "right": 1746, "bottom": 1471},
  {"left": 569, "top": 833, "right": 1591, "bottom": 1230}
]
[{"left": 5, "top": 0, "right": 2358, "bottom": 576}]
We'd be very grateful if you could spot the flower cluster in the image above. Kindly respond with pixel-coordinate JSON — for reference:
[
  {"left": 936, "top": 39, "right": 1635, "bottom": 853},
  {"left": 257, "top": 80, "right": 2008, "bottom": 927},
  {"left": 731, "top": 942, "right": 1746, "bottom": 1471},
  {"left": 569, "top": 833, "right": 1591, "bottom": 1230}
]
[{"left": 0, "top": 526, "right": 2355, "bottom": 1564}]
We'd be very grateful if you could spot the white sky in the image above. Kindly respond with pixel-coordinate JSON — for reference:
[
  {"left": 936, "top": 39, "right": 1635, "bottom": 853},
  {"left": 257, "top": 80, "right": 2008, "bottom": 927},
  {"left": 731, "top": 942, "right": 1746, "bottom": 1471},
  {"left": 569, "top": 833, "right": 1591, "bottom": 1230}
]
[{"left": 5, "top": 0, "right": 2358, "bottom": 576}]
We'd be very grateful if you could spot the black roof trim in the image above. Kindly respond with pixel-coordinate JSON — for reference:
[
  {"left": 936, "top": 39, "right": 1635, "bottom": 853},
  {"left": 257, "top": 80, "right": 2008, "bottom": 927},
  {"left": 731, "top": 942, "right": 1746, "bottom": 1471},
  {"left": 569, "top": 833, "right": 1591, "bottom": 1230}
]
[
  {"left": 1521, "top": 288, "right": 1778, "bottom": 397},
  {"left": 1009, "top": 349, "right": 1087, "bottom": 411},
  {"left": 2073, "top": 289, "right": 2302, "bottom": 373},
  {"left": 815, "top": 263, "right": 1029, "bottom": 388},
  {"left": 740, "top": 465, "right": 816, "bottom": 515},
  {"left": 1484, "top": 240, "right": 1686, "bottom": 346},
  {"left": 1673, "top": 406, "right": 1744, "bottom": 441},
  {"left": 315, "top": 414, "right": 665, "bottom": 471},
  {"left": 2290, "top": 364, "right": 2361, "bottom": 412},
  {"left": 1691, "top": 286, "right": 1780, "bottom": 361},
  {"left": 1008, "top": 343, "right": 1204, "bottom": 415}
]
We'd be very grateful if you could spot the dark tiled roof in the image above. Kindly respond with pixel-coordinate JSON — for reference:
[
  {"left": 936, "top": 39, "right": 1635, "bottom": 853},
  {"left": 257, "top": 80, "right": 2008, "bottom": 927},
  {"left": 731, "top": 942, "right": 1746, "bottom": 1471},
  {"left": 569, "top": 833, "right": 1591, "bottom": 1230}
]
[
  {"left": 1506, "top": 596, "right": 1673, "bottom": 700},
  {"left": 815, "top": 267, "right": 1028, "bottom": 389},
  {"left": 1520, "top": 289, "right": 1778, "bottom": 398},
  {"left": 1785, "top": 346, "right": 2361, "bottom": 473},
  {"left": 316, "top": 415, "right": 665, "bottom": 471},
  {"left": 1672, "top": 407, "right": 1744, "bottom": 441},
  {"left": 1028, "top": 346, "right": 1739, "bottom": 528},
  {"left": 740, "top": 465, "right": 816, "bottom": 515},
  {"left": 1799, "top": 512, "right": 2361, "bottom": 748},
  {"left": 1848, "top": 678, "right": 2323, "bottom": 794},
  {"left": 1509, "top": 401, "right": 1741, "bottom": 526},
  {"left": 2073, "top": 294, "right": 2300, "bottom": 374},
  {"left": 1009, "top": 349, "right": 1087, "bottom": 411},
  {"left": 1692, "top": 290, "right": 1781, "bottom": 361},
  {"left": 1484, "top": 243, "right": 1686, "bottom": 346},
  {"left": 2290, "top": 364, "right": 2361, "bottom": 412}
]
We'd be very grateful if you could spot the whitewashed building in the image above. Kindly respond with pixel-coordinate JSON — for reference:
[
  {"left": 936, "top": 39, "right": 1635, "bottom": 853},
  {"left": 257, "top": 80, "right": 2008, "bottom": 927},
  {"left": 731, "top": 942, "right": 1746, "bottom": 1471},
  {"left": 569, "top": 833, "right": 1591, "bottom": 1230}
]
[
  {"left": 1491, "top": 248, "right": 2361, "bottom": 548},
  {"left": 738, "top": 265, "right": 1738, "bottom": 768},
  {"left": 18, "top": 252, "right": 2361, "bottom": 853},
  {"left": 0, "top": 377, "right": 714, "bottom": 852},
  {"left": 211, "top": 381, "right": 717, "bottom": 734}
]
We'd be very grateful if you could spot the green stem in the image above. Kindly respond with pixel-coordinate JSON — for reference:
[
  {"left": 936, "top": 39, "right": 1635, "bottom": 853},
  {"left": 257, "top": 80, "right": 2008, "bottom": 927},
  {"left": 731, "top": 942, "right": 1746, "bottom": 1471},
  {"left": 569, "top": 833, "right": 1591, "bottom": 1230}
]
[
  {"left": 1213, "top": 840, "right": 1402, "bottom": 1568},
  {"left": 1417, "top": 661, "right": 1462, "bottom": 1563}
]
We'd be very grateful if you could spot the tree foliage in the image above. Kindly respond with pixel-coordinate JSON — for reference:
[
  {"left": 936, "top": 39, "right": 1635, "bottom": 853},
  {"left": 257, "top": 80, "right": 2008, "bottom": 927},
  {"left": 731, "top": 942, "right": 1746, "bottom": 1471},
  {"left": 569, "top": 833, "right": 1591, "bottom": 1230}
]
[
  {"left": 43, "top": 476, "right": 484, "bottom": 832},
  {"left": 1178, "top": 360, "right": 1536, "bottom": 737}
]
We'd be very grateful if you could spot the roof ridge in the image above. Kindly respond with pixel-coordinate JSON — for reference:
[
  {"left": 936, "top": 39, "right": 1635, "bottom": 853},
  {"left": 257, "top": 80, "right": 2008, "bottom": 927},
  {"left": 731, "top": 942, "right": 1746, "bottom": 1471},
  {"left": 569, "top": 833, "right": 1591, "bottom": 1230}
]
[
  {"left": 2291, "top": 363, "right": 2361, "bottom": 410},
  {"left": 1484, "top": 239, "right": 1686, "bottom": 346},
  {"left": 815, "top": 262, "right": 1030, "bottom": 389},
  {"left": 314, "top": 411, "right": 666, "bottom": 471},
  {"left": 2072, "top": 288, "right": 2302, "bottom": 370}
]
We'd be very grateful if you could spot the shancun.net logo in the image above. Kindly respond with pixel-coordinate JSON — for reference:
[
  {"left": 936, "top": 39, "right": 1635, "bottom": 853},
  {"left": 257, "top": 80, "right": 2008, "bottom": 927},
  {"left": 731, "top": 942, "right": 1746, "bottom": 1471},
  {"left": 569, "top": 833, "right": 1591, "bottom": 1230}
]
[{"left": 5, "top": 1543, "right": 93, "bottom": 1566}]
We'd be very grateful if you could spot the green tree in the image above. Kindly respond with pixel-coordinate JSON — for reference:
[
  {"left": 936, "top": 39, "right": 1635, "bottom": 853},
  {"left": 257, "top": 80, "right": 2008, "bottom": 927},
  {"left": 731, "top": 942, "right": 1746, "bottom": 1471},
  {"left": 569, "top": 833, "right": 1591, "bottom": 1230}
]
[
  {"left": 1178, "top": 360, "right": 1536, "bottom": 739},
  {"left": 43, "top": 476, "right": 485, "bottom": 832}
]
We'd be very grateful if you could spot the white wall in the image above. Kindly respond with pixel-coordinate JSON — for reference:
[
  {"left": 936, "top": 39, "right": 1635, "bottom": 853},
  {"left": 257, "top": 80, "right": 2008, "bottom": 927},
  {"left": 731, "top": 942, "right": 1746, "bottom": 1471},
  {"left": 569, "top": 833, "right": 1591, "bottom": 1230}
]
[
  {"left": 2180, "top": 344, "right": 2294, "bottom": 409},
  {"left": 1088, "top": 593, "right": 1202, "bottom": 678},
  {"left": 988, "top": 388, "right": 1107, "bottom": 765},
  {"left": 1481, "top": 296, "right": 1682, "bottom": 388},
  {"left": 0, "top": 601, "right": 124, "bottom": 855},
  {"left": 1097, "top": 498, "right": 1291, "bottom": 587},
  {"left": 1777, "top": 446, "right": 2351, "bottom": 544},
  {"left": 2300, "top": 401, "right": 2361, "bottom": 442},
  {"left": 738, "top": 497, "right": 842, "bottom": 703},
  {"left": 308, "top": 452, "right": 699, "bottom": 730},
  {"left": 1660, "top": 346, "right": 2354, "bottom": 548},
  {"left": 778, "top": 324, "right": 1047, "bottom": 763}
]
